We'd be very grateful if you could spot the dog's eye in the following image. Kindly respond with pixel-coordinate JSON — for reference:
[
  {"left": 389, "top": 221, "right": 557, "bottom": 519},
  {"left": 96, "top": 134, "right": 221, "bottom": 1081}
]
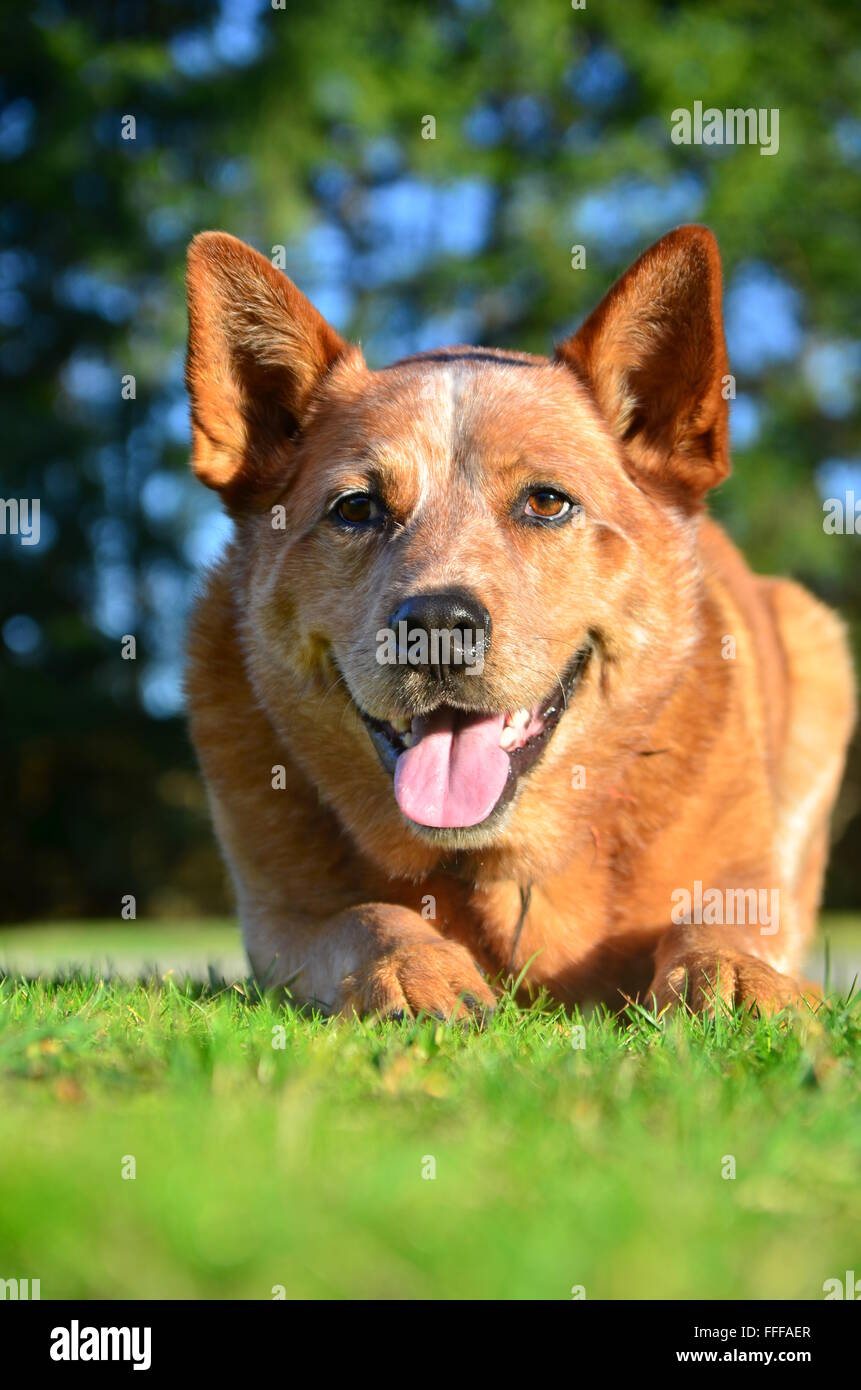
[
  {"left": 523, "top": 490, "right": 573, "bottom": 522},
  {"left": 331, "top": 492, "right": 382, "bottom": 527}
]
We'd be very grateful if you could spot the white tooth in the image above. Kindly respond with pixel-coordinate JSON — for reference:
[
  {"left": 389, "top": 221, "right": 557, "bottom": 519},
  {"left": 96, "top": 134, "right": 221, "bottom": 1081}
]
[
  {"left": 402, "top": 732, "right": 416, "bottom": 748},
  {"left": 512, "top": 707, "right": 530, "bottom": 728},
  {"left": 390, "top": 716, "right": 410, "bottom": 734},
  {"left": 500, "top": 727, "right": 518, "bottom": 750}
]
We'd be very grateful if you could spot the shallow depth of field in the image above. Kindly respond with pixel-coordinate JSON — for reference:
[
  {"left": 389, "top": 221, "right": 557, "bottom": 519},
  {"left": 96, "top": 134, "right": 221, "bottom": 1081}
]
[
  {"left": 0, "top": 921, "right": 858, "bottom": 1300},
  {"left": 3, "top": 1, "right": 861, "bottom": 1305}
]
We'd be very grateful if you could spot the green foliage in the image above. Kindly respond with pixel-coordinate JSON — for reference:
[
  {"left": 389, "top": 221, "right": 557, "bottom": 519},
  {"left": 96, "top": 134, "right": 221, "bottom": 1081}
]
[{"left": 0, "top": 957, "right": 858, "bottom": 1298}]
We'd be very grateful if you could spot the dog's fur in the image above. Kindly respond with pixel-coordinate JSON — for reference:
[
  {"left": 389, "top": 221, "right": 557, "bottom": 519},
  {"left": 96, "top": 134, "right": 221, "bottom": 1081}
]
[{"left": 184, "top": 225, "right": 855, "bottom": 1018}]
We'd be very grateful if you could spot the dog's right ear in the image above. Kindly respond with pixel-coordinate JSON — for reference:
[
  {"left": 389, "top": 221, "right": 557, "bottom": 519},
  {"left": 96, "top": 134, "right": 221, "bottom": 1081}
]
[
  {"left": 185, "top": 232, "right": 357, "bottom": 503},
  {"left": 556, "top": 225, "right": 730, "bottom": 502}
]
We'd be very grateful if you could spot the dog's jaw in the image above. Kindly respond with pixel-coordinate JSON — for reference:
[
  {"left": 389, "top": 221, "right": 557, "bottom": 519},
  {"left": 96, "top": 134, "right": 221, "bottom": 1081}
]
[{"left": 347, "top": 640, "right": 594, "bottom": 839}]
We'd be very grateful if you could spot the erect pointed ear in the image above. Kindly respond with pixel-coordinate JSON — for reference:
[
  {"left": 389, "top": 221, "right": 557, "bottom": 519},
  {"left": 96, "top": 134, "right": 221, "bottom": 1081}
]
[
  {"left": 556, "top": 226, "right": 730, "bottom": 500},
  {"left": 185, "top": 232, "right": 357, "bottom": 503}
]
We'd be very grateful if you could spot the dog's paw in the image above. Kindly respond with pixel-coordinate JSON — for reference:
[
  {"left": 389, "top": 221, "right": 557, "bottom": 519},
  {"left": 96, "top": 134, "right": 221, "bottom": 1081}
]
[
  {"left": 648, "top": 947, "right": 808, "bottom": 1015},
  {"left": 338, "top": 938, "right": 496, "bottom": 1022}
]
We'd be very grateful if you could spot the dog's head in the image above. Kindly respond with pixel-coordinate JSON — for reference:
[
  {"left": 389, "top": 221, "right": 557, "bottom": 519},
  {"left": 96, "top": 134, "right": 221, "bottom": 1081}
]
[{"left": 186, "top": 226, "right": 730, "bottom": 878}]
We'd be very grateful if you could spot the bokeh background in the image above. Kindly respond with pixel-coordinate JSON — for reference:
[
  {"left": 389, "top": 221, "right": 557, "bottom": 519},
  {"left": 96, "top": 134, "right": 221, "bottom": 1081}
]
[{"left": 2, "top": 0, "right": 860, "bottom": 926}]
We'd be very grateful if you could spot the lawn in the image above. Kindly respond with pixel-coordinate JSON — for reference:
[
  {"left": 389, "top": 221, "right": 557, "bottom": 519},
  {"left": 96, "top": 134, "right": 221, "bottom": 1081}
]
[{"left": 0, "top": 922, "right": 859, "bottom": 1300}]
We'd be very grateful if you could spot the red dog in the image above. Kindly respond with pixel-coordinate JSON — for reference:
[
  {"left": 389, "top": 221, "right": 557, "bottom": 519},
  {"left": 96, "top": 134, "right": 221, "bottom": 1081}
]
[{"left": 185, "top": 225, "right": 854, "bottom": 1018}]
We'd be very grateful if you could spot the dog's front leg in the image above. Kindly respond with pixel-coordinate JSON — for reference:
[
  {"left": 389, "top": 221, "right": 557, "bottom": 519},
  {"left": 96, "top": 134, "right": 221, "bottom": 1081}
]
[
  {"left": 647, "top": 923, "right": 811, "bottom": 1015},
  {"left": 245, "top": 902, "right": 496, "bottom": 1021}
]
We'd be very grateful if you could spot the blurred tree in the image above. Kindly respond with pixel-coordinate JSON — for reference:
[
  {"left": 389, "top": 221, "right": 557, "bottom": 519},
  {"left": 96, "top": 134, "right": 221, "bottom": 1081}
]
[{"left": 1, "top": 0, "right": 859, "bottom": 922}]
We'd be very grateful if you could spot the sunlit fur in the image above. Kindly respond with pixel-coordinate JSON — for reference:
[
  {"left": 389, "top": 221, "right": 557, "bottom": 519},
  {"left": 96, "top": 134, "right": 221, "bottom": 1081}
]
[{"left": 185, "top": 226, "right": 855, "bottom": 1018}]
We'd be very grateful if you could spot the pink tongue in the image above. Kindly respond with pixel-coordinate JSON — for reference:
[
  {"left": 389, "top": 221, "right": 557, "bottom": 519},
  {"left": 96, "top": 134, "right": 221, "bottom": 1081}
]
[{"left": 394, "top": 708, "right": 510, "bottom": 828}]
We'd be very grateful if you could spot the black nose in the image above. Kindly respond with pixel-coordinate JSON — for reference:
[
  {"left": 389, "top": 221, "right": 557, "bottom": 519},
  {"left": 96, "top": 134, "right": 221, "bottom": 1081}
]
[{"left": 388, "top": 588, "right": 491, "bottom": 680}]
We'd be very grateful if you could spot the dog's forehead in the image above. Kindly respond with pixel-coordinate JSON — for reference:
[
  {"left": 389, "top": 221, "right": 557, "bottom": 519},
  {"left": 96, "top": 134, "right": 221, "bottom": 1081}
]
[{"left": 328, "top": 352, "right": 606, "bottom": 468}]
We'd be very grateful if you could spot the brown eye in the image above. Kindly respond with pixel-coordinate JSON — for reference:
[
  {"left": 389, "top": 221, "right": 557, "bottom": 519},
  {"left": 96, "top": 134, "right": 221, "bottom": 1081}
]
[
  {"left": 332, "top": 493, "right": 382, "bottom": 527},
  {"left": 524, "top": 490, "right": 572, "bottom": 521}
]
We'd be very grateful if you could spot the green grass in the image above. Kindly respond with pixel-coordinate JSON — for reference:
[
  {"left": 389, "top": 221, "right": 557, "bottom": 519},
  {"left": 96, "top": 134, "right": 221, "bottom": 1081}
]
[{"left": 0, "top": 925, "right": 859, "bottom": 1300}]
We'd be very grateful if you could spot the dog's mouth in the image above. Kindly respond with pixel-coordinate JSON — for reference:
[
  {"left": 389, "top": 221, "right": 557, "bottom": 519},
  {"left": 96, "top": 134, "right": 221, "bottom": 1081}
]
[{"left": 355, "top": 642, "right": 593, "bottom": 831}]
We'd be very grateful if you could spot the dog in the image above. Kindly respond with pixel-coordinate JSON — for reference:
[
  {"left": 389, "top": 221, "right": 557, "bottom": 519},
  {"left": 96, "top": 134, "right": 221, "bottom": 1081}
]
[{"left": 184, "top": 225, "right": 855, "bottom": 1018}]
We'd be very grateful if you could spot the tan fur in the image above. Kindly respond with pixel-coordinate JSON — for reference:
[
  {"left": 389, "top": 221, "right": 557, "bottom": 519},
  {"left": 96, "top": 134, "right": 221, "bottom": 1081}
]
[{"left": 184, "top": 226, "right": 855, "bottom": 1018}]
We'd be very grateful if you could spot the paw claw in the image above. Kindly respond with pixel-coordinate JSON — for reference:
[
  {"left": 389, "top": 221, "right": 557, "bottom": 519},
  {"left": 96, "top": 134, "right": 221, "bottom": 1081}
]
[{"left": 339, "top": 936, "right": 496, "bottom": 1022}]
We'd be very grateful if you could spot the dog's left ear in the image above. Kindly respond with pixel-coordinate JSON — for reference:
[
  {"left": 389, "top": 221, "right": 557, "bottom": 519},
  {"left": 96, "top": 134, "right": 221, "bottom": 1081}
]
[
  {"left": 185, "top": 231, "right": 356, "bottom": 503},
  {"left": 556, "top": 225, "right": 730, "bottom": 499}
]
